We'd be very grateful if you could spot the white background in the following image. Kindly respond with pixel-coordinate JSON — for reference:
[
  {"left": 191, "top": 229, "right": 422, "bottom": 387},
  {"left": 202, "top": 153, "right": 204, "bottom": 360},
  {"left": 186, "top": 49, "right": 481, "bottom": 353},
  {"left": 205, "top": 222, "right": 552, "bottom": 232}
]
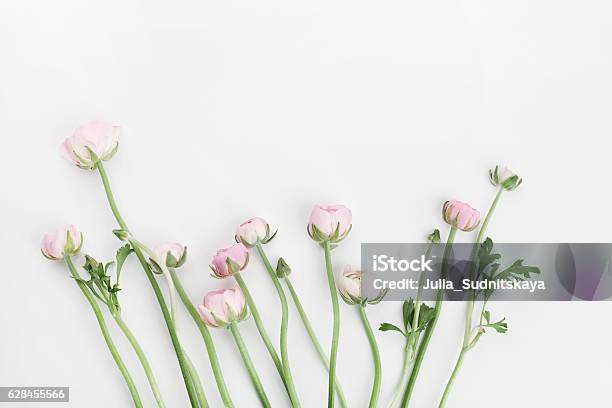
[{"left": 1, "top": 0, "right": 611, "bottom": 407}]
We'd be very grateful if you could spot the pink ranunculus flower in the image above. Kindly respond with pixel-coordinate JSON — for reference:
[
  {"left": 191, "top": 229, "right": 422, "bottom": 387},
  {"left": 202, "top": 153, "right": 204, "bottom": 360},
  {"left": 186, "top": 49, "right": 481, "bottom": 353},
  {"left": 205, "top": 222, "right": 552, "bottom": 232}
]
[
  {"left": 235, "top": 217, "right": 276, "bottom": 248},
  {"left": 41, "top": 225, "right": 83, "bottom": 260},
  {"left": 337, "top": 265, "right": 386, "bottom": 305},
  {"left": 307, "top": 205, "right": 352, "bottom": 243},
  {"left": 442, "top": 200, "right": 481, "bottom": 232},
  {"left": 209, "top": 243, "right": 250, "bottom": 278},
  {"left": 197, "top": 287, "right": 248, "bottom": 328},
  {"left": 153, "top": 242, "right": 187, "bottom": 269},
  {"left": 61, "top": 121, "right": 120, "bottom": 169}
]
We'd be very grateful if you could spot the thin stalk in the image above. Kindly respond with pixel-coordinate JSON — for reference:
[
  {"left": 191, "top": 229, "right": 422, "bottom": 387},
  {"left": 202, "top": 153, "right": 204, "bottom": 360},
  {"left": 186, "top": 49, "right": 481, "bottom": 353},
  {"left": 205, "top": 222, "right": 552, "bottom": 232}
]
[
  {"left": 183, "top": 352, "right": 209, "bottom": 408},
  {"left": 323, "top": 240, "right": 340, "bottom": 408},
  {"left": 284, "top": 277, "right": 347, "bottom": 408},
  {"left": 438, "top": 188, "right": 504, "bottom": 407},
  {"left": 233, "top": 273, "right": 286, "bottom": 387},
  {"left": 402, "top": 227, "right": 457, "bottom": 407},
  {"left": 255, "top": 244, "right": 301, "bottom": 407},
  {"left": 229, "top": 323, "right": 272, "bottom": 408},
  {"left": 64, "top": 256, "right": 143, "bottom": 407},
  {"left": 170, "top": 269, "right": 235, "bottom": 408},
  {"left": 388, "top": 246, "right": 435, "bottom": 408},
  {"left": 114, "top": 315, "right": 166, "bottom": 408},
  {"left": 129, "top": 238, "right": 178, "bottom": 323},
  {"left": 95, "top": 161, "right": 201, "bottom": 407},
  {"left": 358, "top": 306, "right": 381, "bottom": 408}
]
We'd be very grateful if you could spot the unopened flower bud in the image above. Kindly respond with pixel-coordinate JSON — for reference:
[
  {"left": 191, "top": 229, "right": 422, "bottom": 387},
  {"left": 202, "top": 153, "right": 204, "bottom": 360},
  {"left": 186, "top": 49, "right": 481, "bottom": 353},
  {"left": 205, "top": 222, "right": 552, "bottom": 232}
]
[
  {"left": 61, "top": 121, "right": 120, "bottom": 170},
  {"left": 337, "top": 266, "right": 385, "bottom": 305},
  {"left": 489, "top": 165, "right": 522, "bottom": 191},
  {"left": 197, "top": 287, "right": 249, "bottom": 328},
  {"left": 41, "top": 225, "right": 83, "bottom": 260},
  {"left": 150, "top": 242, "right": 187, "bottom": 273},
  {"left": 210, "top": 243, "right": 250, "bottom": 278},
  {"left": 235, "top": 217, "right": 276, "bottom": 248},
  {"left": 275, "top": 257, "right": 291, "bottom": 278},
  {"left": 442, "top": 200, "right": 481, "bottom": 232},
  {"left": 427, "top": 229, "right": 441, "bottom": 243},
  {"left": 307, "top": 205, "right": 352, "bottom": 244}
]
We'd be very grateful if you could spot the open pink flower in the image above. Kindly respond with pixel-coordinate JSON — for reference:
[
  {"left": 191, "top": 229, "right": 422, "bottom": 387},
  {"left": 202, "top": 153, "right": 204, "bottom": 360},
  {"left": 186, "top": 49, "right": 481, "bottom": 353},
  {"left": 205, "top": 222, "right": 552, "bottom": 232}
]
[
  {"left": 61, "top": 121, "right": 120, "bottom": 169},
  {"left": 442, "top": 200, "right": 480, "bottom": 232},
  {"left": 210, "top": 243, "right": 250, "bottom": 278},
  {"left": 197, "top": 287, "right": 248, "bottom": 328},
  {"left": 41, "top": 225, "right": 83, "bottom": 260},
  {"left": 308, "top": 205, "right": 352, "bottom": 243},
  {"left": 235, "top": 217, "right": 275, "bottom": 247}
]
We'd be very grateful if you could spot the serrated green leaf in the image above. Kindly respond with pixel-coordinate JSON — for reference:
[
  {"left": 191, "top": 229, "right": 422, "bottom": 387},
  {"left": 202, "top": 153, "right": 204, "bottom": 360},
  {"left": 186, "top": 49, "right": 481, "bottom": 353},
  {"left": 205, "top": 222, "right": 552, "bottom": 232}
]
[{"left": 379, "top": 322, "right": 406, "bottom": 336}]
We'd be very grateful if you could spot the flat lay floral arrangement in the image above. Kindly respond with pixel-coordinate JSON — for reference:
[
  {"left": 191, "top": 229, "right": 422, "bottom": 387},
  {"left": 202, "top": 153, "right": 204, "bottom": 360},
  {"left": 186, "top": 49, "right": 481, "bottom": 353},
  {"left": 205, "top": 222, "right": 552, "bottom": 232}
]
[{"left": 42, "top": 121, "right": 533, "bottom": 408}]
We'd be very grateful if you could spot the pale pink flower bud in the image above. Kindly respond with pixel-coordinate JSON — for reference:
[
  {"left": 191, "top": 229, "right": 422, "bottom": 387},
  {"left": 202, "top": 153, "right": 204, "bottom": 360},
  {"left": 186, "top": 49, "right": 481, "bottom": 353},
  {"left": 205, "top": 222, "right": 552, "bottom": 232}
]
[
  {"left": 489, "top": 165, "right": 522, "bottom": 191},
  {"left": 61, "top": 121, "right": 120, "bottom": 170},
  {"left": 442, "top": 200, "right": 481, "bottom": 232},
  {"left": 209, "top": 243, "right": 250, "bottom": 278},
  {"left": 337, "top": 265, "right": 386, "bottom": 305},
  {"left": 235, "top": 217, "right": 276, "bottom": 248},
  {"left": 41, "top": 225, "right": 83, "bottom": 260},
  {"left": 197, "top": 287, "right": 248, "bottom": 328},
  {"left": 307, "top": 205, "right": 352, "bottom": 243},
  {"left": 153, "top": 242, "right": 187, "bottom": 269}
]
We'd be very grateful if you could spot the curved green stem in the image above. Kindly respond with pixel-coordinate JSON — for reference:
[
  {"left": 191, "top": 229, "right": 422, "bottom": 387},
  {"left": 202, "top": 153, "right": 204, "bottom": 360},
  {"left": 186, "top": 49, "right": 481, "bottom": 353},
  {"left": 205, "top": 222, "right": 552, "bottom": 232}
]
[
  {"left": 114, "top": 315, "right": 166, "bottom": 408},
  {"left": 183, "top": 352, "right": 209, "bottom": 408},
  {"left": 229, "top": 323, "right": 272, "bottom": 408},
  {"left": 284, "top": 278, "right": 347, "bottom": 408},
  {"left": 170, "top": 269, "right": 235, "bottom": 408},
  {"left": 64, "top": 256, "right": 143, "bottom": 407},
  {"left": 358, "top": 306, "right": 381, "bottom": 408},
  {"left": 387, "top": 346, "right": 414, "bottom": 408},
  {"left": 439, "top": 187, "right": 504, "bottom": 407},
  {"left": 402, "top": 227, "right": 457, "bottom": 407},
  {"left": 323, "top": 241, "right": 340, "bottom": 408},
  {"left": 129, "top": 238, "right": 178, "bottom": 323},
  {"left": 255, "top": 244, "right": 301, "bottom": 407},
  {"left": 95, "top": 162, "right": 201, "bottom": 408},
  {"left": 233, "top": 273, "right": 286, "bottom": 387}
]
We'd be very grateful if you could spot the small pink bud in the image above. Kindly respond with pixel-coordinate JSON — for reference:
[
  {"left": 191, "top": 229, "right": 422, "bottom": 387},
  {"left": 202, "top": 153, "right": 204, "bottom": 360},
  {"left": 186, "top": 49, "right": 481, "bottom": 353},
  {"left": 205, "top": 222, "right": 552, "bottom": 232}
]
[
  {"left": 41, "top": 225, "right": 83, "bottom": 260},
  {"left": 307, "top": 205, "right": 352, "bottom": 243},
  {"left": 197, "top": 287, "right": 248, "bottom": 328},
  {"left": 235, "top": 217, "right": 275, "bottom": 248},
  {"left": 61, "top": 121, "right": 120, "bottom": 170},
  {"left": 442, "top": 200, "right": 481, "bottom": 232},
  {"left": 153, "top": 242, "right": 187, "bottom": 269},
  {"left": 210, "top": 243, "right": 250, "bottom": 278}
]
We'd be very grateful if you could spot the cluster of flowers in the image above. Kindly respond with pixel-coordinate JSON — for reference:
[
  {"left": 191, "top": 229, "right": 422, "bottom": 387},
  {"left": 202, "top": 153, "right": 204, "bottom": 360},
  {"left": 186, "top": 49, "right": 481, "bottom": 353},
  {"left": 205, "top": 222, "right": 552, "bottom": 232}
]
[{"left": 42, "top": 121, "right": 524, "bottom": 408}]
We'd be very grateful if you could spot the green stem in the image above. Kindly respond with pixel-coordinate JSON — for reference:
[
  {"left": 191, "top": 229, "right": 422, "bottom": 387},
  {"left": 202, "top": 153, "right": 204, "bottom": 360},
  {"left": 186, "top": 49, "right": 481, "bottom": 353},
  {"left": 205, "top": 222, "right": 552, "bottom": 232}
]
[
  {"left": 229, "top": 323, "right": 272, "bottom": 408},
  {"left": 64, "top": 256, "right": 143, "bottom": 408},
  {"left": 438, "top": 188, "right": 504, "bottom": 407},
  {"left": 323, "top": 240, "right": 340, "bottom": 408},
  {"left": 402, "top": 227, "right": 457, "bottom": 407},
  {"left": 438, "top": 347, "right": 466, "bottom": 408},
  {"left": 129, "top": 238, "right": 178, "bottom": 323},
  {"left": 233, "top": 273, "right": 286, "bottom": 386},
  {"left": 183, "top": 352, "right": 209, "bottom": 408},
  {"left": 255, "top": 244, "right": 301, "bottom": 408},
  {"left": 358, "top": 306, "right": 381, "bottom": 408},
  {"left": 95, "top": 162, "right": 201, "bottom": 408},
  {"left": 284, "top": 278, "right": 347, "bottom": 408},
  {"left": 170, "top": 269, "right": 235, "bottom": 408},
  {"left": 114, "top": 315, "right": 166, "bottom": 408}
]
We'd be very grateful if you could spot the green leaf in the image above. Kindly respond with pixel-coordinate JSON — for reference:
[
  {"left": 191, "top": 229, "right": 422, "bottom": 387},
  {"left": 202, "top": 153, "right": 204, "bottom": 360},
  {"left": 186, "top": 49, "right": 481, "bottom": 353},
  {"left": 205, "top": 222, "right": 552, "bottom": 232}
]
[
  {"left": 379, "top": 322, "right": 406, "bottom": 336},
  {"left": 402, "top": 299, "right": 415, "bottom": 330},
  {"left": 493, "top": 259, "right": 540, "bottom": 281},
  {"left": 483, "top": 309, "right": 491, "bottom": 324},
  {"left": 485, "top": 317, "right": 508, "bottom": 334},
  {"left": 115, "top": 244, "right": 133, "bottom": 283}
]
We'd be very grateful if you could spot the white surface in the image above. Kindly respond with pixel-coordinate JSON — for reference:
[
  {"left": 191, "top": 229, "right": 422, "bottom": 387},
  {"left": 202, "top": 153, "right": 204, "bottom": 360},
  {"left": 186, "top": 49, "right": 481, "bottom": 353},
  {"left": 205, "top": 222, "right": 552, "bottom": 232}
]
[{"left": 1, "top": 1, "right": 611, "bottom": 407}]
